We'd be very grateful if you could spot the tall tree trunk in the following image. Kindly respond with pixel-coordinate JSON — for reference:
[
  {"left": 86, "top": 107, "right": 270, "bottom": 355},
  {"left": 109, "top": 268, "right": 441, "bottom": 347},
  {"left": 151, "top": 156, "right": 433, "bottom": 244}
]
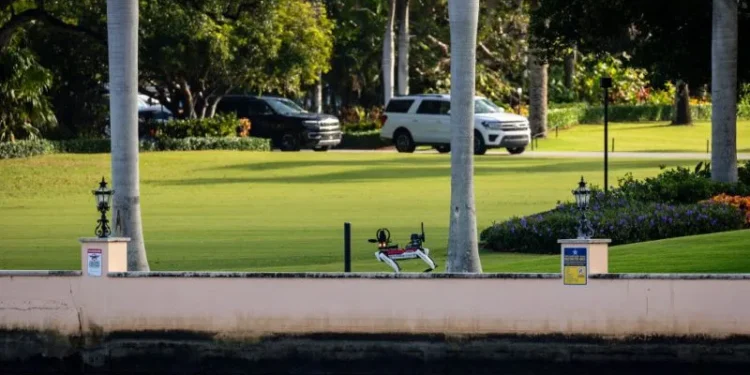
[
  {"left": 711, "top": 0, "right": 738, "bottom": 183},
  {"left": 315, "top": 74, "right": 323, "bottom": 113},
  {"left": 671, "top": 80, "right": 692, "bottom": 125},
  {"left": 382, "top": 0, "right": 396, "bottom": 104},
  {"left": 527, "top": 0, "right": 548, "bottom": 138},
  {"left": 528, "top": 53, "right": 548, "bottom": 138},
  {"left": 396, "top": 0, "right": 410, "bottom": 96},
  {"left": 106, "top": 0, "right": 150, "bottom": 271},
  {"left": 446, "top": 0, "right": 482, "bottom": 273},
  {"left": 564, "top": 46, "right": 576, "bottom": 89}
]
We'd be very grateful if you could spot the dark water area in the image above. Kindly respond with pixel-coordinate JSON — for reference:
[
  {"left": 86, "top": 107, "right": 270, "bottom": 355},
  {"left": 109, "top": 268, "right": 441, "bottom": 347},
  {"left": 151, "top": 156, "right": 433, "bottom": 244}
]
[
  {"left": 3, "top": 359, "right": 750, "bottom": 375},
  {"left": 3, "top": 331, "right": 750, "bottom": 375}
]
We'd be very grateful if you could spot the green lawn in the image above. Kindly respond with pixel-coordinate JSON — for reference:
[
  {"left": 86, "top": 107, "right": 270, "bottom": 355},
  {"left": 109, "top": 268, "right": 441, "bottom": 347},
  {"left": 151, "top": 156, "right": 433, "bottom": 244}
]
[
  {"left": 0, "top": 151, "right": 745, "bottom": 273},
  {"left": 535, "top": 121, "right": 750, "bottom": 153}
]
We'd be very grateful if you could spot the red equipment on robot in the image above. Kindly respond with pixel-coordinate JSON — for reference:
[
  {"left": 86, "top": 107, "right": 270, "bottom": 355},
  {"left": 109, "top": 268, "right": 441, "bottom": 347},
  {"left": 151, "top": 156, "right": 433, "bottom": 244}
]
[{"left": 368, "top": 223, "right": 437, "bottom": 273}]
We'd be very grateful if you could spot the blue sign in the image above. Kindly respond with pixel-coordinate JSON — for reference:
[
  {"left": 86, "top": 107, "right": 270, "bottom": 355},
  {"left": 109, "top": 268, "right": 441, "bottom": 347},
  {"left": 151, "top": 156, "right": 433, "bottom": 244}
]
[{"left": 563, "top": 247, "right": 587, "bottom": 285}]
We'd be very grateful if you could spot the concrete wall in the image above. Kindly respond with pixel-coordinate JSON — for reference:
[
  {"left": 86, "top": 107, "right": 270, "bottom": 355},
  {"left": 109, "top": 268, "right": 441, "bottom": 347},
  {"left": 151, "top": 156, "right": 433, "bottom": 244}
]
[{"left": 2, "top": 270, "right": 750, "bottom": 338}]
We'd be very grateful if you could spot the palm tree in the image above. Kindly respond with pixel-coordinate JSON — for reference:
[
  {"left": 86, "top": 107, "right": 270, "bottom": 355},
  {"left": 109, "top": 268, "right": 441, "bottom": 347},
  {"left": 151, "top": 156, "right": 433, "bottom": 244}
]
[
  {"left": 106, "top": 0, "right": 150, "bottom": 271},
  {"left": 382, "top": 0, "right": 396, "bottom": 104},
  {"left": 528, "top": 0, "right": 548, "bottom": 138},
  {"left": 446, "top": 0, "right": 482, "bottom": 273},
  {"left": 397, "top": 0, "right": 410, "bottom": 96},
  {"left": 711, "top": 0, "right": 738, "bottom": 183}
]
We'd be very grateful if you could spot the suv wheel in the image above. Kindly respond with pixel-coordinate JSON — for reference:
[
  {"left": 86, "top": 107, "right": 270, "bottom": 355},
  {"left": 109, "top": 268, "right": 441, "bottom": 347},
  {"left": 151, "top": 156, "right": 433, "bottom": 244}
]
[
  {"left": 394, "top": 130, "right": 416, "bottom": 153},
  {"left": 507, "top": 147, "right": 525, "bottom": 155},
  {"left": 280, "top": 133, "right": 301, "bottom": 152},
  {"left": 474, "top": 131, "right": 487, "bottom": 155},
  {"left": 435, "top": 144, "right": 451, "bottom": 153}
]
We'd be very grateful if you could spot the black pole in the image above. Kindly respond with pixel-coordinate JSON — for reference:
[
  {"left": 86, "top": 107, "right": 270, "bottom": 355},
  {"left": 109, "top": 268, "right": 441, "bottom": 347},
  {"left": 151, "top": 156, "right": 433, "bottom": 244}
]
[
  {"left": 344, "top": 222, "right": 351, "bottom": 272},
  {"left": 604, "top": 87, "right": 609, "bottom": 194},
  {"left": 600, "top": 76, "right": 611, "bottom": 195}
]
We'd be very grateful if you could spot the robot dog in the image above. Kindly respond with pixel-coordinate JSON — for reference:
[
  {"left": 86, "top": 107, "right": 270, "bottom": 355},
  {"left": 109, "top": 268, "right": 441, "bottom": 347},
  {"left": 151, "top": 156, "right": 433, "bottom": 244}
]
[{"left": 369, "top": 223, "right": 437, "bottom": 273}]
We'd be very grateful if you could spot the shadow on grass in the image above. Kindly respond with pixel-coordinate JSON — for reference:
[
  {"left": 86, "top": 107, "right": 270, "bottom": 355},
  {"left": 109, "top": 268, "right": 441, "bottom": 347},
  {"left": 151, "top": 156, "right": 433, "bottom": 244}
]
[{"left": 147, "top": 159, "right": 686, "bottom": 186}]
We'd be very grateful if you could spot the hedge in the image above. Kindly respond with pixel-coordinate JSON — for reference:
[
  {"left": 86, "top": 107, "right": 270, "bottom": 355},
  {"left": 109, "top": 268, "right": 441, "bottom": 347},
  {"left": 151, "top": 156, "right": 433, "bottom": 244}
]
[
  {"left": 479, "top": 199, "right": 746, "bottom": 254},
  {"left": 0, "top": 136, "right": 271, "bottom": 159},
  {"left": 336, "top": 130, "right": 391, "bottom": 149},
  {"left": 478, "top": 162, "right": 750, "bottom": 254},
  {"left": 546, "top": 103, "right": 750, "bottom": 129}
]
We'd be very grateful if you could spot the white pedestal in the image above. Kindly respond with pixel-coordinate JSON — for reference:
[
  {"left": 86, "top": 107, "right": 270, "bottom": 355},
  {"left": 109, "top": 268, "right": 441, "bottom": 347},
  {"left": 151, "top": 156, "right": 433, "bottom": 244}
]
[
  {"left": 79, "top": 237, "right": 130, "bottom": 277},
  {"left": 558, "top": 238, "right": 612, "bottom": 285}
]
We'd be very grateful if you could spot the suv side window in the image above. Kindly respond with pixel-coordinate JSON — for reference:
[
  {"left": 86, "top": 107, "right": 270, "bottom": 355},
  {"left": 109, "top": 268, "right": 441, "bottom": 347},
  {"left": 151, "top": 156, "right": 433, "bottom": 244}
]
[
  {"left": 385, "top": 99, "right": 414, "bottom": 113},
  {"left": 248, "top": 101, "right": 274, "bottom": 115},
  {"left": 416, "top": 100, "right": 450, "bottom": 115}
]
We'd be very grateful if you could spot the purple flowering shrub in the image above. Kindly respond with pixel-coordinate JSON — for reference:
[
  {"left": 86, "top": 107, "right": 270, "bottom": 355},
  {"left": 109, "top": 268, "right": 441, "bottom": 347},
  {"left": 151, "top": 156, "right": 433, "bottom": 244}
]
[{"left": 479, "top": 198, "right": 746, "bottom": 254}]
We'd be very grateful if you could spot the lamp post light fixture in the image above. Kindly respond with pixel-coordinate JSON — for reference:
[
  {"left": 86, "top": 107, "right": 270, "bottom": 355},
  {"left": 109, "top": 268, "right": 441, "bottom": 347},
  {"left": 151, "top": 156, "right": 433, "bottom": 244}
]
[
  {"left": 572, "top": 176, "right": 594, "bottom": 239},
  {"left": 92, "top": 177, "right": 114, "bottom": 238}
]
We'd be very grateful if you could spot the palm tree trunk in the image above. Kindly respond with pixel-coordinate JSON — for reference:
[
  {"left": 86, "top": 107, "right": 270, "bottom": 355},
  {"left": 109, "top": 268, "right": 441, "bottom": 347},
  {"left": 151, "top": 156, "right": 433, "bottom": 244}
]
[
  {"left": 564, "top": 46, "right": 576, "bottom": 89},
  {"left": 382, "top": 0, "right": 396, "bottom": 104},
  {"left": 711, "top": 0, "right": 738, "bottom": 183},
  {"left": 528, "top": 0, "right": 548, "bottom": 138},
  {"left": 446, "top": 0, "right": 482, "bottom": 273},
  {"left": 528, "top": 53, "right": 548, "bottom": 138},
  {"left": 106, "top": 0, "right": 150, "bottom": 271},
  {"left": 315, "top": 75, "right": 323, "bottom": 113},
  {"left": 397, "top": 0, "right": 410, "bottom": 96}
]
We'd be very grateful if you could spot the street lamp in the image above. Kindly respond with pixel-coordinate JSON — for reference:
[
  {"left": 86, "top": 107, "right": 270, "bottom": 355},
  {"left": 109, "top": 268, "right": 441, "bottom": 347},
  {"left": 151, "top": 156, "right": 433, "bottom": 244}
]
[
  {"left": 92, "top": 177, "right": 114, "bottom": 238},
  {"left": 572, "top": 176, "right": 593, "bottom": 239}
]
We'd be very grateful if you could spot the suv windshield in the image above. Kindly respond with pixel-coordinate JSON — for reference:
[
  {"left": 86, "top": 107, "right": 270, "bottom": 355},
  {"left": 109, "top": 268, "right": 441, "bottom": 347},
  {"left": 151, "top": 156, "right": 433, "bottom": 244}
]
[
  {"left": 265, "top": 98, "right": 307, "bottom": 115},
  {"left": 474, "top": 98, "right": 504, "bottom": 114}
]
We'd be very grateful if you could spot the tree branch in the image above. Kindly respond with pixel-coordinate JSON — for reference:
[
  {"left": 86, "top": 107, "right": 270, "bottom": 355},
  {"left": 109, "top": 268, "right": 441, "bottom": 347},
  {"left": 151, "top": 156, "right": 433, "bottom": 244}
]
[
  {"left": 0, "top": 8, "right": 105, "bottom": 52},
  {"left": 426, "top": 34, "right": 449, "bottom": 56}
]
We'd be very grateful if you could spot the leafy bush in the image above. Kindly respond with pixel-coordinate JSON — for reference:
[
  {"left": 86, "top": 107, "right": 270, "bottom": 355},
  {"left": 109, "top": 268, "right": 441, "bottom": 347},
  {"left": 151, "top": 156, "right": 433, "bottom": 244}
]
[
  {"left": 336, "top": 130, "right": 390, "bottom": 149},
  {"left": 479, "top": 199, "right": 746, "bottom": 254},
  {"left": 0, "top": 139, "right": 56, "bottom": 159},
  {"left": 703, "top": 194, "right": 750, "bottom": 225},
  {"left": 547, "top": 106, "right": 585, "bottom": 129},
  {"left": 611, "top": 162, "right": 750, "bottom": 205},
  {"left": 142, "top": 136, "right": 270, "bottom": 152},
  {"left": 150, "top": 113, "right": 241, "bottom": 138},
  {"left": 341, "top": 120, "right": 381, "bottom": 133},
  {"left": 0, "top": 136, "right": 270, "bottom": 159},
  {"left": 55, "top": 139, "right": 111, "bottom": 153}
]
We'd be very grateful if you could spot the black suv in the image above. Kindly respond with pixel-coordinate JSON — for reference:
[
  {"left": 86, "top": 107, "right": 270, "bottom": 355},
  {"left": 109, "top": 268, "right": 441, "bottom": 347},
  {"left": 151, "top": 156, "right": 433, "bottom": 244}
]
[{"left": 215, "top": 95, "right": 342, "bottom": 151}]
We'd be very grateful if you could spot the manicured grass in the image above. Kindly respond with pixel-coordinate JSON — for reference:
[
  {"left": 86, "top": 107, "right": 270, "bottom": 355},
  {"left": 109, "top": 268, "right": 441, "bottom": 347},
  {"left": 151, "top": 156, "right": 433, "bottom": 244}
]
[
  {"left": 0, "top": 151, "right": 740, "bottom": 273},
  {"left": 535, "top": 121, "right": 750, "bottom": 153},
  {"left": 476, "top": 229, "right": 750, "bottom": 274}
]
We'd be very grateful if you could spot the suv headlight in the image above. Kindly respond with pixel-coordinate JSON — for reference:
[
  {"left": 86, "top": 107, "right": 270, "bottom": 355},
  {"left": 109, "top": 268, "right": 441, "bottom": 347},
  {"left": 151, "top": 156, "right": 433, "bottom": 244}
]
[
  {"left": 481, "top": 121, "right": 502, "bottom": 130},
  {"left": 303, "top": 121, "right": 320, "bottom": 129}
]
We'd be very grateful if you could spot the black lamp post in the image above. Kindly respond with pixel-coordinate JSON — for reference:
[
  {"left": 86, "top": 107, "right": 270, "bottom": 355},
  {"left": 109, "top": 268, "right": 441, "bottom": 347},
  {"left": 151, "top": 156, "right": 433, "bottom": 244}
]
[
  {"left": 600, "top": 77, "right": 612, "bottom": 194},
  {"left": 572, "top": 176, "right": 593, "bottom": 239},
  {"left": 93, "top": 177, "right": 114, "bottom": 238}
]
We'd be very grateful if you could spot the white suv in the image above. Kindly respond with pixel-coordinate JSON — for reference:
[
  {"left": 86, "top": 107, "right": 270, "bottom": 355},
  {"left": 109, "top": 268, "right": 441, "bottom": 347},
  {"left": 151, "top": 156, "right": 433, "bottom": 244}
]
[{"left": 379, "top": 94, "right": 531, "bottom": 155}]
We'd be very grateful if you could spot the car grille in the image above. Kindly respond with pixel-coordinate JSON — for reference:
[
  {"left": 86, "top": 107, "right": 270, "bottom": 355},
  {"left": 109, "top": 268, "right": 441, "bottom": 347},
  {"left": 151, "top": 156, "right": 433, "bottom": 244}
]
[{"left": 500, "top": 121, "right": 529, "bottom": 130}]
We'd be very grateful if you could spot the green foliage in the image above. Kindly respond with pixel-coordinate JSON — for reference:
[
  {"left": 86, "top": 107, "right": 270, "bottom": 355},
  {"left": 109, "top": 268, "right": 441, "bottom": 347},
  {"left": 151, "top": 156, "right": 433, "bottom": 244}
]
[
  {"left": 0, "top": 35, "right": 56, "bottom": 143},
  {"left": 480, "top": 162, "right": 750, "bottom": 254},
  {"left": 141, "top": 136, "right": 271, "bottom": 152},
  {"left": 139, "top": 0, "right": 334, "bottom": 117},
  {"left": 612, "top": 162, "right": 750, "bottom": 204},
  {"left": 0, "top": 136, "right": 270, "bottom": 159},
  {"left": 547, "top": 105, "right": 586, "bottom": 129},
  {"left": 336, "top": 130, "right": 390, "bottom": 149},
  {"left": 150, "top": 113, "right": 240, "bottom": 138},
  {"left": 0, "top": 138, "right": 56, "bottom": 159},
  {"left": 572, "top": 52, "right": 650, "bottom": 105},
  {"left": 479, "top": 200, "right": 745, "bottom": 254}
]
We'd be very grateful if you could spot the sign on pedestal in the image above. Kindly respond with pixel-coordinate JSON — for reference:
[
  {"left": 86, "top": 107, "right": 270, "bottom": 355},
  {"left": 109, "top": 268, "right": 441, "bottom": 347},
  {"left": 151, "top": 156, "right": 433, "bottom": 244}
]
[
  {"left": 87, "top": 248, "right": 102, "bottom": 277},
  {"left": 563, "top": 247, "right": 587, "bottom": 285}
]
